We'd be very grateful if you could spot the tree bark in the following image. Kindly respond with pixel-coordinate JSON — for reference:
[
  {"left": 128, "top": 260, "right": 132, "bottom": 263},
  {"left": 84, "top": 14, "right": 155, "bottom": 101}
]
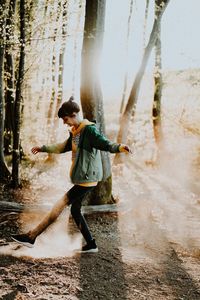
[
  {"left": 35, "top": 0, "right": 50, "bottom": 113},
  {"left": 55, "top": 0, "right": 68, "bottom": 115},
  {"left": 153, "top": 0, "right": 163, "bottom": 145},
  {"left": 47, "top": 0, "right": 62, "bottom": 142},
  {"left": 120, "top": 0, "right": 134, "bottom": 115},
  {"left": 143, "top": 0, "right": 150, "bottom": 49},
  {"left": 12, "top": 0, "right": 26, "bottom": 187},
  {"left": 114, "top": 0, "right": 170, "bottom": 165},
  {"left": 50, "top": 0, "right": 68, "bottom": 144},
  {"left": 0, "top": 0, "right": 11, "bottom": 182},
  {"left": 81, "top": 0, "right": 114, "bottom": 205},
  {"left": 4, "top": 0, "right": 16, "bottom": 155},
  {"left": 71, "top": 0, "right": 83, "bottom": 96}
]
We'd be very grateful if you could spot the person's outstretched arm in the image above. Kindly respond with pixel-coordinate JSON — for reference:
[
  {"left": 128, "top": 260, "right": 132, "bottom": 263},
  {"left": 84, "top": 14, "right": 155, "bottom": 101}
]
[
  {"left": 31, "top": 135, "right": 72, "bottom": 155},
  {"left": 87, "top": 125, "right": 132, "bottom": 154}
]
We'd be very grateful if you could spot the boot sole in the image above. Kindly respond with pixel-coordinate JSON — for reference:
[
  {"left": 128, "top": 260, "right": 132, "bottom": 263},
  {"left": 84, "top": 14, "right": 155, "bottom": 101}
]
[
  {"left": 76, "top": 248, "right": 98, "bottom": 253},
  {"left": 11, "top": 237, "right": 34, "bottom": 248}
]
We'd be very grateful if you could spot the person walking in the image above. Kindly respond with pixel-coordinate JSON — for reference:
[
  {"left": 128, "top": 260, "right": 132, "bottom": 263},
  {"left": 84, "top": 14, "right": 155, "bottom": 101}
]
[{"left": 12, "top": 97, "right": 131, "bottom": 253}]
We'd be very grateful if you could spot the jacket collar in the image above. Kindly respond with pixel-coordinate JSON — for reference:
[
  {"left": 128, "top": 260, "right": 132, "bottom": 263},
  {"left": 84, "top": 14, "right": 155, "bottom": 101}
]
[{"left": 71, "top": 119, "right": 94, "bottom": 136}]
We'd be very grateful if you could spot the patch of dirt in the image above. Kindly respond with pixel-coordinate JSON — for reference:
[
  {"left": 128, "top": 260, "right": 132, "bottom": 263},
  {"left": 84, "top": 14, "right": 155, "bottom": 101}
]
[{"left": 0, "top": 208, "right": 200, "bottom": 300}]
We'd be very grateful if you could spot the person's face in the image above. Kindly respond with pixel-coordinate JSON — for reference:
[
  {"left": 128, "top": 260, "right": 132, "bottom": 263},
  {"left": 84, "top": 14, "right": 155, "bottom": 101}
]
[{"left": 62, "top": 114, "right": 78, "bottom": 127}]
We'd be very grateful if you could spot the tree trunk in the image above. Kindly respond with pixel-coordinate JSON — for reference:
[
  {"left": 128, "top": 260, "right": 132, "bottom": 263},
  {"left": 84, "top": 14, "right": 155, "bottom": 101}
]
[
  {"left": 114, "top": 0, "right": 170, "bottom": 165},
  {"left": 55, "top": 0, "right": 68, "bottom": 116},
  {"left": 35, "top": 0, "right": 49, "bottom": 113},
  {"left": 153, "top": 0, "right": 163, "bottom": 145},
  {"left": 120, "top": 0, "right": 134, "bottom": 115},
  {"left": 143, "top": 0, "right": 150, "bottom": 49},
  {"left": 4, "top": 0, "right": 16, "bottom": 155},
  {"left": 81, "top": 0, "right": 114, "bottom": 205},
  {"left": 12, "top": 0, "right": 26, "bottom": 188},
  {"left": 0, "top": 0, "right": 11, "bottom": 182},
  {"left": 49, "top": 0, "right": 69, "bottom": 144},
  {"left": 47, "top": 0, "right": 62, "bottom": 142},
  {"left": 71, "top": 0, "right": 84, "bottom": 96}
]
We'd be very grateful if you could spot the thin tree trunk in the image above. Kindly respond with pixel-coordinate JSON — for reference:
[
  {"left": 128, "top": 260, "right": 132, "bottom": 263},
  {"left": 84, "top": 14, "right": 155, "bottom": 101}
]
[
  {"left": 47, "top": 0, "right": 62, "bottom": 140},
  {"left": 55, "top": 0, "right": 68, "bottom": 114},
  {"left": 81, "top": 0, "right": 114, "bottom": 205},
  {"left": 12, "top": 0, "right": 26, "bottom": 187},
  {"left": 143, "top": 0, "right": 150, "bottom": 49},
  {"left": 120, "top": 0, "right": 134, "bottom": 115},
  {"left": 36, "top": 0, "right": 50, "bottom": 113},
  {"left": 114, "top": 0, "right": 170, "bottom": 165},
  {"left": 153, "top": 0, "right": 163, "bottom": 145},
  {"left": 0, "top": 0, "right": 11, "bottom": 182},
  {"left": 71, "top": 0, "right": 83, "bottom": 96},
  {"left": 50, "top": 0, "right": 68, "bottom": 143},
  {"left": 26, "top": 0, "right": 37, "bottom": 44},
  {"left": 4, "top": 0, "right": 16, "bottom": 155}
]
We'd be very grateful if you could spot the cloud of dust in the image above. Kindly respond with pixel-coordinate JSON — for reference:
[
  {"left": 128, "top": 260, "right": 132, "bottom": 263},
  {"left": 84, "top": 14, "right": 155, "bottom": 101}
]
[
  {"left": 0, "top": 153, "right": 83, "bottom": 258},
  {"left": 112, "top": 133, "right": 200, "bottom": 261},
  {"left": 0, "top": 209, "right": 82, "bottom": 258}
]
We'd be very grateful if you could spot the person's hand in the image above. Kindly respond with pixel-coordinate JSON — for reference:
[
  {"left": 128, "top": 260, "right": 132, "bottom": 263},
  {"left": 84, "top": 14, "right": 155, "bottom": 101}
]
[
  {"left": 119, "top": 144, "right": 132, "bottom": 153},
  {"left": 31, "top": 146, "right": 42, "bottom": 155}
]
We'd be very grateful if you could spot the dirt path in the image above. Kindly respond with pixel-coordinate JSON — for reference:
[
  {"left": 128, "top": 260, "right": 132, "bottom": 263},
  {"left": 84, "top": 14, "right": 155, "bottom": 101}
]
[{"left": 0, "top": 209, "right": 200, "bottom": 300}]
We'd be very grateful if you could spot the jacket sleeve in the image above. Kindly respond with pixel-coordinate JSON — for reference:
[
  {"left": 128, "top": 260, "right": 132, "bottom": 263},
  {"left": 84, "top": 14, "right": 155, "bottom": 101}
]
[
  {"left": 87, "top": 125, "right": 120, "bottom": 153},
  {"left": 41, "top": 134, "right": 72, "bottom": 154}
]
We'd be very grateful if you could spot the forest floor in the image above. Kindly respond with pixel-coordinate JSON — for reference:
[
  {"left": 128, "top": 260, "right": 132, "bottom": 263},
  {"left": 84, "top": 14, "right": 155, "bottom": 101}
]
[
  {"left": 0, "top": 162, "right": 200, "bottom": 300},
  {"left": 0, "top": 209, "right": 200, "bottom": 300}
]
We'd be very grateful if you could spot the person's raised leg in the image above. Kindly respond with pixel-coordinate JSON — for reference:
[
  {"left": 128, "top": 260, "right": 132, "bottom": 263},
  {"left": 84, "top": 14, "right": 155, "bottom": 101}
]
[{"left": 11, "top": 194, "right": 69, "bottom": 247}]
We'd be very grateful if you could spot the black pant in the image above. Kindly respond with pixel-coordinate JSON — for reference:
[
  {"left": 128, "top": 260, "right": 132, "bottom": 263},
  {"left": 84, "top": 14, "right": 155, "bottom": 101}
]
[{"left": 67, "top": 185, "right": 94, "bottom": 243}]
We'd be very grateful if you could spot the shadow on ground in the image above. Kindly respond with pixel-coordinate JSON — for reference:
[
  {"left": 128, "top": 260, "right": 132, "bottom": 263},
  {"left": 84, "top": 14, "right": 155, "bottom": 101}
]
[{"left": 76, "top": 213, "right": 128, "bottom": 300}]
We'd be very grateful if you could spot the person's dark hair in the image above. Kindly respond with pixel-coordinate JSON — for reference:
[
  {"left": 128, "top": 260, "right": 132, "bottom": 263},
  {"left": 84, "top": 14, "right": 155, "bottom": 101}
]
[{"left": 58, "top": 96, "right": 80, "bottom": 118}]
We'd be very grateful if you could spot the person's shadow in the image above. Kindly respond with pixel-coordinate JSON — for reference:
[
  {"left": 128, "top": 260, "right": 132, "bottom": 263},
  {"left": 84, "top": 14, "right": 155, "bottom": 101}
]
[
  {"left": 74, "top": 211, "right": 128, "bottom": 300},
  {"left": 162, "top": 248, "right": 200, "bottom": 299}
]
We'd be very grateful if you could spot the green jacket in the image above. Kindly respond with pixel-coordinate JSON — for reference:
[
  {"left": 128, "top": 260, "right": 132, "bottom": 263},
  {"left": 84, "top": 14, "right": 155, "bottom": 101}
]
[{"left": 41, "top": 124, "right": 120, "bottom": 184}]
